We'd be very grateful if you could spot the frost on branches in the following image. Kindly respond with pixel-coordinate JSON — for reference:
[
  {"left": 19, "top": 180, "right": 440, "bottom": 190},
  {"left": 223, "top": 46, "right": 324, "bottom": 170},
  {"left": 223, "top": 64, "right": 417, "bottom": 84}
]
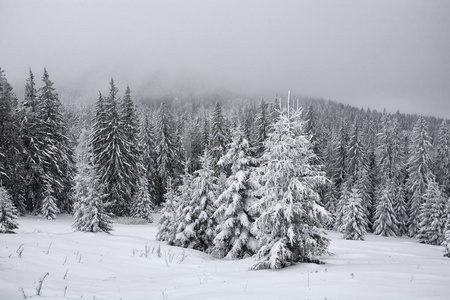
[
  {"left": 0, "top": 186, "right": 19, "bottom": 233},
  {"left": 251, "top": 108, "right": 329, "bottom": 270},
  {"left": 340, "top": 188, "right": 367, "bottom": 240},
  {"left": 174, "top": 150, "right": 218, "bottom": 252},
  {"left": 72, "top": 162, "right": 112, "bottom": 233},
  {"left": 212, "top": 126, "right": 259, "bottom": 259}
]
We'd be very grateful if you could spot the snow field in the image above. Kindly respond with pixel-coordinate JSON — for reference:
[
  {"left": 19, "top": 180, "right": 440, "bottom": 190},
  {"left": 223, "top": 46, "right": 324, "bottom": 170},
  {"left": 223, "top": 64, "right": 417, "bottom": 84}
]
[{"left": 1, "top": 214, "right": 449, "bottom": 300}]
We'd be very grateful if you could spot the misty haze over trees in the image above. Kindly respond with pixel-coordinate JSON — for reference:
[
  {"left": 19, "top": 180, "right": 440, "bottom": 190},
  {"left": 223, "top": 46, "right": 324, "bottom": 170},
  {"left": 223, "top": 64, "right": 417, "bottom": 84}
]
[{"left": 1, "top": 67, "right": 450, "bottom": 267}]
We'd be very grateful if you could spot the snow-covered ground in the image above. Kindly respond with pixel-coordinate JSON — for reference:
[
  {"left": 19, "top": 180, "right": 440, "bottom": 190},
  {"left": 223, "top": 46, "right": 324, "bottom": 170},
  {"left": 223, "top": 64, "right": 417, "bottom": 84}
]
[{"left": 1, "top": 215, "right": 449, "bottom": 300}]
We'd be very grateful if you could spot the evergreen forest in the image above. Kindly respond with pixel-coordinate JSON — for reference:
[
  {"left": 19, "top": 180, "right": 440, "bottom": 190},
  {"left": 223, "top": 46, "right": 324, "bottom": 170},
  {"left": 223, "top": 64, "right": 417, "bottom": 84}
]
[{"left": 1, "top": 67, "right": 450, "bottom": 268}]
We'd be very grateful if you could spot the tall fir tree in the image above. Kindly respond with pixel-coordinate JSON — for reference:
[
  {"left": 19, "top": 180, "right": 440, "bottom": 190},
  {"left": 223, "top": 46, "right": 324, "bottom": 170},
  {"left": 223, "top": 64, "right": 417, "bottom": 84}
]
[
  {"left": 213, "top": 126, "right": 259, "bottom": 259},
  {"left": 376, "top": 112, "right": 393, "bottom": 180},
  {"left": 201, "top": 112, "right": 210, "bottom": 152},
  {"left": 393, "top": 183, "right": 409, "bottom": 236},
  {"left": 210, "top": 102, "right": 229, "bottom": 174},
  {"left": 140, "top": 113, "right": 160, "bottom": 206},
  {"left": 334, "top": 181, "right": 351, "bottom": 231},
  {"left": 120, "top": 85, "right": 141, "bottom": 201},
  {"left": 267, "top": 95, "right": 281, "bottom": 125},
  {"left": 18, "top": 69, "right": 75, "bottom": 214},
  {"left": 37, "top": 69, "right": 75, "bottom": 213},
  {"left": 339, "top": 188, "right": 367, "bottom": 240},
  {"left": 433, "top": 120, "right": 450, "bottom": 195},
  {"left": 406, "top": 116, "right": 434, "bottom": 237},
  {"left": 330, "top": 122, "right": 349, "bottom": 191},
  {"left": 90, "top": 79, "right": 135, "bottom": 216},
  {"left": 373, "top": 180, "right": 399, "bottom": 237},
  {"left": 155, "top": 102, "right": 183, "bottom": 204},
  {"left": 19, "top": 69, "right": 41, "bottom": 213},
  {"left": 417, "top": 180, "right": 447, "bottom": 245},
  {"left": 0, "top": 68, "right": 24, "bottom": 213},
  {"left": 253, "top": 99, "right": 269, "bottom": 156},
  {"left": 251, "top": 108, "right": 329, "bottom": 270},
  {"left": 346, "top": 119, "right": 372, "bottom": 230},
  {"left": 346, "top": 119, "right": 366, "bottom": 184}
]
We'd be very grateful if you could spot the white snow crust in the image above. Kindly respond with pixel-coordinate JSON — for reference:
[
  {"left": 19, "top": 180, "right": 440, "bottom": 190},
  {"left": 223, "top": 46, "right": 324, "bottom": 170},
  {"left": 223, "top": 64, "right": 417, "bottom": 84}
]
[{"left": 1, "top": 214, "right": 449, "bottom": 299}]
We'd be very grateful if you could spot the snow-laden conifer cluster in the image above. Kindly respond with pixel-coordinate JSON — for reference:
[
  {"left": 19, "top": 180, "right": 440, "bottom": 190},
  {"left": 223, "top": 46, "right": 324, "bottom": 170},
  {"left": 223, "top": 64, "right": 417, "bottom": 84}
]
[
  {"left": 157, "top": 106, "right": 330, "bottom": 269},
  {"left": 212, "top": 126, "right": 258, "bottom": 259},
  {"left": 250, "top": 109, "right": 329, "bottom": 269}
]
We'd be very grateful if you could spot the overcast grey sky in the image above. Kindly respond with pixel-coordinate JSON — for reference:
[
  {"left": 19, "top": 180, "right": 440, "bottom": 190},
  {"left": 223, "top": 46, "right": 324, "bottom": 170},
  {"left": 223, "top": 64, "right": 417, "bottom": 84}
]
[{"left": 1, "top": 0, "right": 449, "bottom": 117}]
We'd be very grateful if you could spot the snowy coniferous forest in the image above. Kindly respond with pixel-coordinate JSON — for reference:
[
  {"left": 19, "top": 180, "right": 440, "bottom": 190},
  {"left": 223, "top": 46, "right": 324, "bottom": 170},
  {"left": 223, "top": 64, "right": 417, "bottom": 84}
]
[{"left": 1, "top": 66, "right": 450, "bottom": 267}]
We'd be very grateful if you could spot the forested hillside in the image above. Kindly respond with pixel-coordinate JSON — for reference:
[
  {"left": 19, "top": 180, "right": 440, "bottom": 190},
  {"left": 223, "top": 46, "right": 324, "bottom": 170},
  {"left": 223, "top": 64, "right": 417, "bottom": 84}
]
[{"left": 1, "top": 67, "right": 450, "bottom": 266}]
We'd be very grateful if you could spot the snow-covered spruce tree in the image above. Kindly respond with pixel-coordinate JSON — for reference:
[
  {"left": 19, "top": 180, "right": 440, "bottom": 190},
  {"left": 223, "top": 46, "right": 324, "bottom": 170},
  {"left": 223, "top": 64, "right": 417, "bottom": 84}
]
[
  {"left": 72, "top": 156, "right": 112, "bottom": 233},
  {"left": 434, "top": 120, "right": 450, "bottom": 195},
  {"left": 376, "top": 111, "right": 393, "bottom": 180},
  {"left": 90, "top": 79, "right": 134, "bottom": 216},
  {"left": 37, "top": 69, "right": 75, "bottom": 213},
  {"left": 329, "top": 122, "right": 349, "bottom": 190},
  {"left": 394, "top": 183, "right": 409, "bottom": 236},
  {"left": 0, "top": 69, "right": 26, "bottom": 214},
  {"left": 174, "top": 150, "right": 218, "bottom": 252},
  {"left": 120, "top": 86, "right": 141, "bottom": 197},
  {"left": 251, "top": 108, "right": 329, "bottom": 270},
  {"left": 201, "top": 113, "right": 210, "bottom": 152},
  {"left": 354, "top": 168, "right": 373, "bottom": 231},
  {"left": 417, "top": 180, "right": 447, "bottom": 245},
  {"left": 156, "top": 178, "right": 182, "bottom": 245},
  {"left": 340, "top": 188, "right": 367, "bottom": 240},
  {"left": 0, "top": 186, "right": 19, "bottom": 233},
  {"left": 41, "top": 182, "right": 59, "bottom": 220},
  {"left": 334, "top": 181, "right": 351, "bottom": 231},
  {"left": 131, "top": 176, "right": 154, "bottom": 223},
  {"left": 155, "top": 102, "right": 183, "bottom": 204},
  {"left": 18, "top": 69, "right": 42, "bottom": 213},
  {"left": 376, "top": 114, "right": 404, "bottom": 182},
  {"left": 364, "top": 150, "right": 378, "bottom": 229},
  {"left": 346, "top": 119, "right": 366, "bottom": 185},
  {"left": 212, "top": 125, "right": 259, "bottom": 259},
  {"left": 253, "top": 99, "right": 269, "bottom": 156},
  {"left": 373, "top": 180, "right": 399, "bottom": 237},
  {"left": 0, "top": 69, "right": 20, "bottom": 191},
  {"left": 210, "top": 102, "right": 229, "bottom": 174},
  {"left": 182, "top": 116, "right": 204, "bottom": 174},
  {"left": 346, "top": 120, "right": 372, "bottom": 231},
  {"left": 140, "top": 113, "right": 160, "bottom": 206},
  {"left": 406, "top": 116, "right": 434, "bottom": 237},
  {"left": 267, "top": 95, "right": 281, "bottom": 125},
  {"left": 304, "top": 104, "right": 322, "bottom": 161}
]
